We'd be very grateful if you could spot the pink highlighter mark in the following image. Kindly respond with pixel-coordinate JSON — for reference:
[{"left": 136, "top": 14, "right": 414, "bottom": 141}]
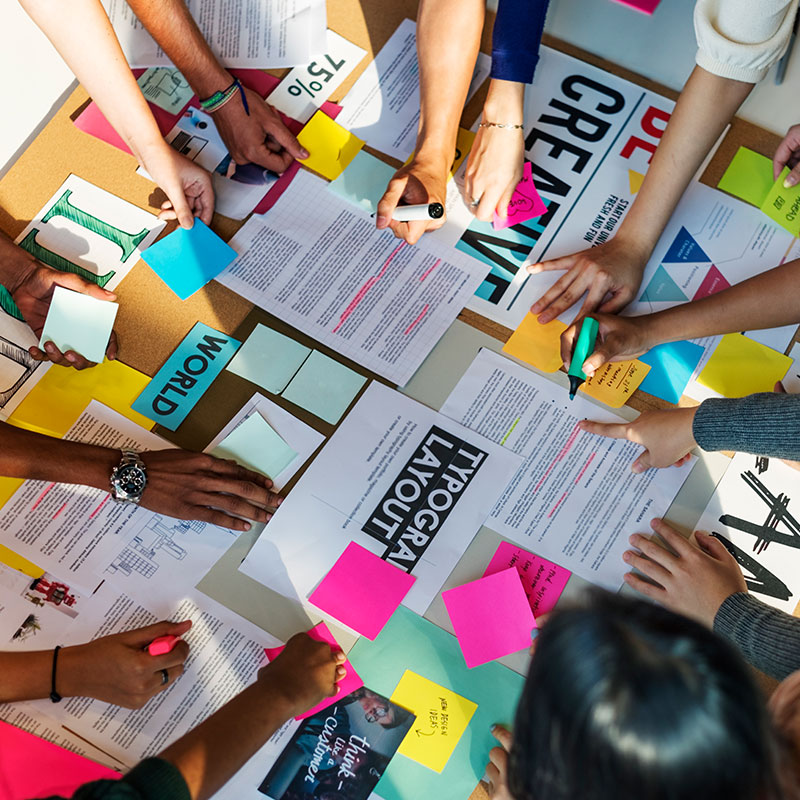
[
  {"left": 533, "top": 422, "right": 581, "bottom": 493},
  {"left": 493, "top": 162, "right": 547, "bottom": 231},
  {"left": 419, "top": 258, "right": 440, "bottom": 282},
  {"left": 89, "top": 495, "right": 110, "bottom": 519},
  {"left": 574, "top": 452, "right": 595, "bottom": 484},
  {"left": 403, "top": 304, "right": 430, "bottom": 335},
  {"left": 692, "top": 265, "right": 731, "bottom": 301},
  {"left": 548, "top": 490, "right": 569, "bottom": 518},
  {"left": 31, "top": 483, "right": 55, "bottom": 512},
  {"left": 52, "top": 502, "right": 68, "bottom": 521}
]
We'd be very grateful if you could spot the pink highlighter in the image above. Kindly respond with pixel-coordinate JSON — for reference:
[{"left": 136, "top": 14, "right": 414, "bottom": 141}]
[{"left": 147, "top": 635, "right": 181, "bottom": 656}]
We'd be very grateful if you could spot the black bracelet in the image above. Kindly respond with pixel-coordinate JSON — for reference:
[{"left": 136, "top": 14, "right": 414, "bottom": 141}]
[{"left": 50, "top": 645, "right": 63, "bottom": 703}]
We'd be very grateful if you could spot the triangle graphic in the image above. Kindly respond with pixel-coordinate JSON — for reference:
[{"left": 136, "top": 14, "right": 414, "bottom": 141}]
[
  {"left": 662, "top": 227, "right": 711, "bottom": 264},
  {"left": 639, "top": 264, "right": 689, "bottom": 303},
  {"left": 692, "top": 265, "right": 731, "bottom": 300},
  {"left": 628, "top": 169, "right": 645, "bottom": 194}
]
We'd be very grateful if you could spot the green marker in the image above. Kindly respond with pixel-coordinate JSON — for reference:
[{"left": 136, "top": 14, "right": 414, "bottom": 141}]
[{"left": 567, "top": 317, "right": 599, "bottom": 400}]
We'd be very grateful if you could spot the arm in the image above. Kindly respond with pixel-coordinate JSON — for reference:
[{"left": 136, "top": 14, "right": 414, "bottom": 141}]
[
  {"left": 376, "top": 0, "right": 484, "bottom": 244},
  {"left": 126, "top": 0, "right": 305, "bottom": 173},
  {"left": 18, "top": 0, "right": 213, "bottom": 228}
]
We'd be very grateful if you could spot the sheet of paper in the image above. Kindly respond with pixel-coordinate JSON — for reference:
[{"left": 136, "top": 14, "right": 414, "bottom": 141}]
[
  {"left": 442, "top": 568, "right": 535, "bottom": 668},
  {"left": 136, "top": 67, "right": 193, "bottom": 113},
  {"left": 0, "top": 402, "right": 237, "bottom": 596},
  {"left": 638, "top": 340, "right": 705, "bottom": 404},
  {"left": 493, "top": 162, "right": 547, "bottom": 230},
  {"left": 238, "top": 382, "right": 523, "bottom": 614},
  {"left": 0, "top": 307, "right": 48, "bottom": 421},
  {"left": 440, "top": 350, "right": 694, "bottom": 590},
  {"left": 227, "top": 324, "right": 311, "bottom": 394},
  {"left": 502, "top": 314, "right": 565, "bottom": 373},
  {"left": 695, "top": 452, "right": 800, "bottom": 614},
  {"left": 483, "top": 541, "right": 571, "bottom": 617},
  {"left": 140, "top": 220, "right": 238, "bottom": 300},
  {"left": 219, "top": 171, "right": 485, "bottom": 386},
  {"left": 39, "top": 287, "right": 118, "bottom": 364},
  {"left": 696, "top": 334, "right": 791, "bottom": 398},
  {"left": 281, "top": 350, "right": 367, "bottom": 424},
  {"left": 132, "top": 322, "right": 240, "bottom": 430},
  {"left": 717, "top": 146, "right": 774, "bottom": 207},
  {"left": 298, "top": 110, "right": 364, "bottom": 180},
  {"left": 390, "top": 670, "right": 477, "bottom": 773},
  {"left": 103, "top": 0, "right": 325, "bottom": 68},
  {"left": 264, "top": 621, "right": 364, "bottom": 719},
  {"left": 309, "top": 542, "right": 416, "bottom": 639},
  {"left": 267, "top": 30, "right": 366, "bottom": 124},
  {"left": 204, "top": 393, "right": 324, "bottom": 491},
  {"left": 349, "top": 606, "right": 524, "bottom": 800},
  {"left": 581, "top": 358, "right": 650, "bottom": 408},
  {"left": 782, "top": 342, "right": 800, "bottom": 393},
  {"left": 761, "top": 167, "right": 800, "bottom": 237},
  {"left": 327, "top": 150, "right": 397, "bottom": 215},
  {"left": 337, "top": 20, "right": 490, "bottom": 161},
  {"left": 212, "top": 411, "right": 298, "bottom": 480}
]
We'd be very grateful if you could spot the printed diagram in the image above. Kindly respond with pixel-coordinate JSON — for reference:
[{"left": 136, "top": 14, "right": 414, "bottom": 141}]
[
  {"left": 24, "top": 574, "right": 80, "bottom": 618},
  {"left": 12, "top": 614, "right": 41, "bottom": 642},
  {"left": 0, "top": 335, "right": 41, "bottom": 412},
  {"left": 107, "top": 516, "right": 207, "bottom": 581}
]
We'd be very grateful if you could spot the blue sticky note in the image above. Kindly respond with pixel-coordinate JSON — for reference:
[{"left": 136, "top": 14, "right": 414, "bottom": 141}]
[
  {"left": 327, "top": 150, "right": 397, "bottom": 215},
  {"left": 281, "top": 350, "right": 367, "bottom": 424},
  {"left": 132, "top": 322, "right": 240, "bottom": 430},
  {"left": 227, "top": 324, "right": 311, "bottom": 394},
  {"left": 141, "top": 219, "right": 238, "bottom": 300},
  {"left": 212, "top": 412, "right": 297, "bottom": 479},
  {"left": 639, "top": 340, "right": 705, "bottom": 404},
  {"left": 350, "top": 606, "right": 524, "bottom": 800}
]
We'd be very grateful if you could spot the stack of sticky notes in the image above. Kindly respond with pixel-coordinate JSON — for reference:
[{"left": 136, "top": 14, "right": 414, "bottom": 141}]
[
  {"left": 493, "top": 162, "right": 547, "bottom": 230},
  {"left": 211, "top": 412, "right": 298, "bottom": 479}
]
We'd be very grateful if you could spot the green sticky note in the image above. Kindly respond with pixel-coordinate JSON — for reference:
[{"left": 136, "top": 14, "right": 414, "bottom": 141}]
[
  {"left": 281, "top": 350, "right": 367, "bottom": 424},
  {"left": 227, "top": 324, "right": 311, "bottom": 394},
  {"left": 349, "top": 606, "right": 524, "bottom": 800},
  {"left": 39, "top": 286, "right": 118, "bottom": 363},
  {"left": 212, "top": 412, "right": 297, "bottom": 479},
  {"left": 327, "top": 150, "right": 396, "bottom": 215},
  {"left": 760, "top": 167, "right": 800, "bottom": 237},
  {"left": 717, "top": 147, "right": 774, "bottom": 207}
]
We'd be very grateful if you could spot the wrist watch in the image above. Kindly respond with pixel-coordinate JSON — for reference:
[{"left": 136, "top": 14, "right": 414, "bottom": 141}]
[{"left": 110, "top": 450, "right": 148, "bottom": 504}]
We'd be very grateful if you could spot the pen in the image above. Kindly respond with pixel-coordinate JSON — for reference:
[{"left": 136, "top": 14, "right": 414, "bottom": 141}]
[
  {"left": 776, "top": 15, "right": 799, "bottom": 85},
  {"left": 147, "top": 634, "right": 181, "bottom": 656},
  {"left": 567, "top": 317, "right": 599, "bottom": 400},
  {"left": 391, "top": 202, "right": 444, "bottom": 222}
]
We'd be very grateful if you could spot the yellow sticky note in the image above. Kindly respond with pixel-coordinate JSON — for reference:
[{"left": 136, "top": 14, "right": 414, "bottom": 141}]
[
  {"left": 760, "top": 167, "right": 800, "bottom": 237},
  {"left": 298, "top": 111, "right": 364, "bottom": 181},
  {"left": 581, "top": 359, "right": 650, "bottom": 408},
  {"left": 390, "top": 670, "right": 477, "bottom": 773},
  {"left": 0, "top": 545, "right": 43, "bottom": 579},
  {"left": 697, "top": 334, "right": 792, "bottom": 397},
  {"left": 503, "top": 313, "right": 567, "bottom": 373}
]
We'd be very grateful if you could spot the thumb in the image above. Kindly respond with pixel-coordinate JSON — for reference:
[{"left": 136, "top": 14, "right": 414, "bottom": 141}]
[
  {"left": 784, "top": 164, "right": 800, "bottom": 189},
  {"left": 631, "top": 450, "right": 653, "bottom": 474},
  {"left": 122, "top": 619, "right": 193, "bottom": 648},
  {"left": 582, "top": 343, "right": 614, "bottom": 377},
  {"left": 51, "top": 271, "right": 116, "bottom": 301},
  {"left": 491, "top": 724, "right": 513, "bottom": 751},
  {"left": 163, "top": 181, "right": 195, "bottom": 230},
  {"left": 376, "top": 175, "right": 409, "bottom": 229}
]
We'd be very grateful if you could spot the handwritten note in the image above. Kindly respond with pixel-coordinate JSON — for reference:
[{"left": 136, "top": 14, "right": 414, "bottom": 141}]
[
  {"left": 503, "top": 313, "right": 566, "bottom": 373},
  {"left": 582, "top": 358, "right": 650, "bottom": 408},
  {"left": 493, "top": 162, "right": 547, "bottom": 230},
  {"left": 298, "top": 110, "right": 365, "bottom": 180},
  {"left": 761, "top": 167, "right": 800, "bottom": 237},
  {"left": 390, "top": 670, "right": 477, "bottom": 773}
]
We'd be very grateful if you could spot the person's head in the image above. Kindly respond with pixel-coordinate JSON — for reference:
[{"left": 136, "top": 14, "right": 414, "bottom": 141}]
[{"left": 508, "top": 591, "right": 786, "bottom": 800}]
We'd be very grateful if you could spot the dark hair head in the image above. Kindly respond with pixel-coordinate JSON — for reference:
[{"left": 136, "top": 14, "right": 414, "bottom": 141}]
[{"left": 509, "top": 591, "right": 783, "bottom": 800}]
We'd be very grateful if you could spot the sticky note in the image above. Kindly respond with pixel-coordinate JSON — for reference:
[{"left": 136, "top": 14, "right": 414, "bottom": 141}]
[
  {"left": 760, "top": 167, "right": 800, "bottom": 237},
  {"left": 503, "top": 314, "right": 566, "bottom": 373},
  {"left": 442, "top": 568, "right": 536, "bottom": 668},
  {"left": 282, "top": 350, "right": 367, "bottom": 424},
  {"left": 717, "top": 147, "right": 774, "bottom": 207},
  {"left": 227, "top": 324, "right": 311, "bottom": 394},
  {"left": 132, "top": 322, "right": 240, "bottom": 430},
  {"left": 264, "top": 621, "right": 364, "bottom": 719},
  {"left": 697, "top": 333, "right": 792, "bottom": 397},
  {"left": 141, "top": 220, "right": 238, "bottom": 300},
  {"left": 39, "top": 287, "right": 118, "bottom": 364},
  {"left": 581, "top": 358, "right": 650, "bottom": 408},
  {"left": 390, "top": 670, "right": 477, "bottom": 773},
  {"left": 451, "top": 128, "right": 476, "bottom": 176},
  {"left": 483, "top": 542, "right": 570, "bottom": 617},
  {"left": 638, "top": 340, "right": 705, "bottom": 405},
  {"left": 212, "top": 412, "right": 297, "bottom": 478},
  {"left": 309, "top": 542, "right": 415, "bottom": 639},
  {"left": 493, "top": 162, "right": 547, "bottom": 230},
  {"left": 327, "top": 150, "right": 396, "bottom": 214},
  {"left": 298, "top": 110, "right": 365, "bottom": 181}
]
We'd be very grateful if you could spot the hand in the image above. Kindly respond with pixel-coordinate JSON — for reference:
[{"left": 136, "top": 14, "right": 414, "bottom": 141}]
[
  {"left": 376, "top": 157, "right": 448, "bottom": 245},
  {"left": 485, "top": 725, "right": 515, "bottom": 800},
  {"left": 528, "top": 236, "right": 649, "bottom": 324},
  {"left": 138, "top": 450, "right": 283, "bottom": 531},
  {"left": 59, "top": 620, "right": 192, "bottom": 708},
  {"left": 623, "top": 518, "right": 747, "bottom": 627},
  {"left": 258, "top": 633, "right": 347, "bottom": 717},
  {"left": 211, "top": 85, "right": 307, "bottom": 174},
  {"left": 9, "top": 259, "right": 118, "bottom": 369},
  {"left": 773, "top": 123, "right": 800, "bottom": 188},
  {"left": 578, "top": 407, "right": 697, "bottom": 474},
  {"left": 464, "top": 124, "right": 524, "bottom": 223},
  {"left": 140, "top": 144, "right": 214, "bottom": 229}
]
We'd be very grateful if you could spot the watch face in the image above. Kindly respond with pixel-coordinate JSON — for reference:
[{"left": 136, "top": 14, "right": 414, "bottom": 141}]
[{"left": 117, "top": 464, "right": 147, "bottom": 495}]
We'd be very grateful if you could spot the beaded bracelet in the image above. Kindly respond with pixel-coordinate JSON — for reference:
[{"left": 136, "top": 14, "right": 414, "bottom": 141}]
[
  {"left": 200, "top": 78, "right": 250, "bottom": 116},
  {"left": 479, "top": 121, "right": 524, "bottom": 130}
]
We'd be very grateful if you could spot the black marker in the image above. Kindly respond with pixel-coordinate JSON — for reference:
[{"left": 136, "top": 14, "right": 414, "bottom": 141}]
[{"left": 391, "top": 203, "right": 444, "bottom": 222}]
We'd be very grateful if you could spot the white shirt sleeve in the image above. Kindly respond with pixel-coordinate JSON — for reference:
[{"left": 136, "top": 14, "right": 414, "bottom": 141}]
[{"left": 694, "top": 0, "right": 799, "bottom": 83}]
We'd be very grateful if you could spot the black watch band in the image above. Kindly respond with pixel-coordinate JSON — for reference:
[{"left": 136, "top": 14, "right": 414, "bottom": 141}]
[{"left": 50, "top": 645, "right": 63, "bottom": 703}]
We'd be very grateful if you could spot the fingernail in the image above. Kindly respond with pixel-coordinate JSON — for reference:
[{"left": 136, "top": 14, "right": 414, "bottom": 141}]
[
  {"left": 530, "top": 628, "right": 539, "bottom": 641},
  {"left": 66, "top": 353, "right": 76, "bottom": 362},
  {"left": 631, "top": 463, "right": 644, "bottom": 474},
  {"left": 376, "top": 216, "right": 387, "bottom": 227},
  {"left": 243, "top": 522, "right": 251, "bottom": 531},
  {"left": 299, "top": 148, "right": 309, "bottom": 159},
  {"left": 784, "top": 176, "right": 797, "bottom": 189},
  {"left": 491, "top": 723, "right": 498, "bottom": 732},
  {"left": 623, "top": 551, "right": 631, "bottom": 562}
]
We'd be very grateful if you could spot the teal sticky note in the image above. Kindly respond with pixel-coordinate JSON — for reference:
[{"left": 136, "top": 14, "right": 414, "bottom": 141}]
[
  {"left": 141, "top": 219, "right": 238, "bottom": 300},
  {"left": 227, "top": 324, "right": 311, "bottom": 394},
  {"left": 132, "top": 322, "right": 240, "bottom": 430},
  {"left": 349, "top": 606, "right": 524, "bottom": 800},
  {"left": 212, "top": 412, "right": 297, "bottom": 479},
  {"left": 281, "top": 350, "right": 367, "bottom": 424},
  {"left": 39, "top": 286, "right": 118, "bottom": 363},
  {"left": 327, "top": 150, "right": 396, "bottom": 215},
  {"left": 639, "top": 340, "right": 704, "bottom": 405}
]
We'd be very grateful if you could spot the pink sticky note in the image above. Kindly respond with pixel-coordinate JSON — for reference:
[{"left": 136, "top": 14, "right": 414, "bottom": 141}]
[
  {"left": 493, "top": 162, "right": 547, "bottom": 230},
  {"left": 0, "top": 720, "right": 120, "bottom": 797},
  {"left": 264, "top": 621, "right": 364, "bottom": 719},
  {"left": 483, "top": 542, "right": 570, "bottom": 617},
  {"left": 309, "top": 542, "right": 415, "bottom": 640},
  {"left": 611, "top": 0, "right": 660, "bottom": 13},
  {"left": 442, "top": 568, "right": 536, "bottom": 668}
]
